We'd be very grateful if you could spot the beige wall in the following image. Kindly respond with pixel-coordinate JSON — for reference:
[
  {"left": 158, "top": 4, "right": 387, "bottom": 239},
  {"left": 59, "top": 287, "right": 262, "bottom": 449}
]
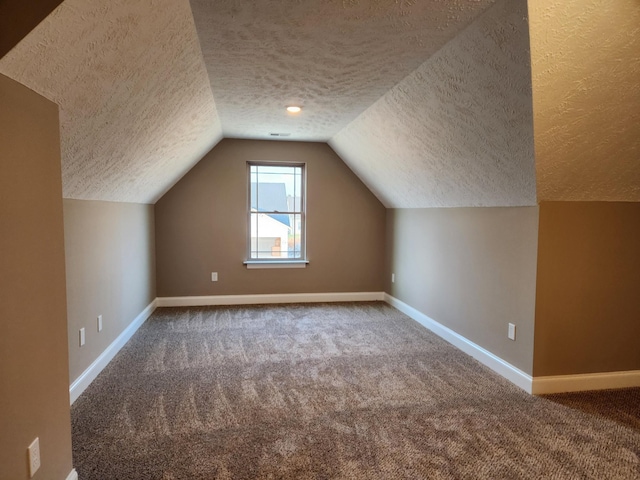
[
  {"left": 155, "top": 139, "right": 386, "bottom": 296},
  {"left": 534, "top": 202, "right": 640, "bottom": 376},
  {"left": 386, "top": 207, "right": 539, "bottom": 374},
  {"left": 529, "top": 1, "right": 640, "bottom": 377},
  {"left": 0, "top": 0, "right": 63, "bottom": 58},
  {"left": 0, "top": 74, "right": 73, "bottom": 480},
  {"left": 64, "top": 199, "right": 156, "bottom": 383}
]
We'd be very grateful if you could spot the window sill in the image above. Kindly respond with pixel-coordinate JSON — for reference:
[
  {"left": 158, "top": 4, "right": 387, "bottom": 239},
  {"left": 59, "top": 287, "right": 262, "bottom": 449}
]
[{"left": 244, "top": 260, "right": 309, "bottom": 269}]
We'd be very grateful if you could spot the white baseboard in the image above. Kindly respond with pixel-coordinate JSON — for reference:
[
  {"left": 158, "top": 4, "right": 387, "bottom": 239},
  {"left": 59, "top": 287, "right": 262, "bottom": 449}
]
[
  {"left": 384, "top": 294, "right": 640, "bottom": 395},
  {"left": 69, "top": 293, "right": 638, "bottom": 401},
  {"left": 66, "top": 468, "right": 78, "bottom": 480},
  {"left": 384, "top": 294, "right": 534, "bottom": 393},
  {"left": 532, "top": 370, "right": 640, "bottom": 395},
  {"left": 157, "top": 291, "right": 385, "bottom": 307},
  {"left": 69, "top": 299, "right": 157, "bottom": 404}
]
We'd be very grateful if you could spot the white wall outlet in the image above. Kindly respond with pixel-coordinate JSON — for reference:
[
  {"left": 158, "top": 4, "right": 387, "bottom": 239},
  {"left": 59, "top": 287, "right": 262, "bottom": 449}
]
[
  {"left": 97, "top": 315, "right": 103, "bottom": 332},
  {"left": 391, "top": 273, "right": 395, "bottom": 283},
  {"left": 508, "top": 323, "right": 516, "bottom": 341},
  {"left": 79, "top": 327, "right": 85, "bottom": 347},
  {"left": 28, "top": 437, "right": 41, "bottom": 477},
  {"left": 211, "top": 272, "right": 218, "bottom": 282}
]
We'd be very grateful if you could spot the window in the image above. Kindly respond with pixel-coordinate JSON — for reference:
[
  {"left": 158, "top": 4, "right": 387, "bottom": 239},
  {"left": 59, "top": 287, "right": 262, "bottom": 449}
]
[{"left": 247, "top": 162, "right": 306, "bottom": 265}]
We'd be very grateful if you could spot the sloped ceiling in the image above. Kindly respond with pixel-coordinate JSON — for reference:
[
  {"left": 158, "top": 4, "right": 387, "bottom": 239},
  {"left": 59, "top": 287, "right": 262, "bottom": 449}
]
[
  {"left": 528, "top": 0, "right": 640, "bottom": 202},
  {"left": 0, "top": 0, "right": 512, "bottom": 206},
  {"left": 0, "top": 0, "right": 222, "bottom": 204},
  {"left": 330, "top": 0, "right": 536, "bottom": 208},
  {"left": 6, "top": 0, "right": 631, "bottom": 207},
  {"left": 0, "top": 0, "right": 64, "bottom": 58},
  {"left": 190, "top": 0, "right": 495, "bottom": 141}
]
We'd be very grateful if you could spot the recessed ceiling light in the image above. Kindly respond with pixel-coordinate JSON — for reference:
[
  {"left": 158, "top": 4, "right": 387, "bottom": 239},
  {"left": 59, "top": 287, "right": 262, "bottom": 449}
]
[{"left": 286, "top": 106, "right": 302, "bottom": 114}]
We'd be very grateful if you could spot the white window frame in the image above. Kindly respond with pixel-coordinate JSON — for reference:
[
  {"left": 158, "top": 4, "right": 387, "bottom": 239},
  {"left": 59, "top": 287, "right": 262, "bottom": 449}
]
[{"left": 244, "top": 161, "right": 308, "bottom": 269}]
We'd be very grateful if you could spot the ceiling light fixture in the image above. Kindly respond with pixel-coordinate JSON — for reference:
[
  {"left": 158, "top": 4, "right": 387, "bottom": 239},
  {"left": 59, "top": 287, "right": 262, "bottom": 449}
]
[{"left": 286, "top": 106, "right": 302, "bottom": 114}]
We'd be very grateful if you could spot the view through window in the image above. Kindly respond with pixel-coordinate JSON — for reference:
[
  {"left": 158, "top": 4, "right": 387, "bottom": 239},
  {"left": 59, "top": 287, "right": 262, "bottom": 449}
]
[{"left": 248, "top": 163, "right": 305, "bottom": 260}]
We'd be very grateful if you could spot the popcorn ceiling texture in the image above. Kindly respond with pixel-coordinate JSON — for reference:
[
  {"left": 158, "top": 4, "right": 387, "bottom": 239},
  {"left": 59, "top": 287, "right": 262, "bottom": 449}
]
[
  {"left": 2, "top": 0, "right": 634, "bottom": 207},
  {"left": 529, "top": 0, "right": 640, "bottom": 202},
  {"left": 330, "top": 0, "right": 536, "bottom": 208},
  {"left": 0, "top": 0, "right": 222, "bottom": 204},
  {"left": 190, "top": 0, "right": 495, "bottom": 141}
]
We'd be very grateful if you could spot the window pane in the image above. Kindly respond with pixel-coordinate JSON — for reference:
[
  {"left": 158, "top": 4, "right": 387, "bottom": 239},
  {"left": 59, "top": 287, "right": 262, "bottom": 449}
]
[
  {"left": 250, "top": 165, "right": 302, "bottom": 213},
  {"left": 289, "top": 213, "right": 302, "bottom": 258},
  {"left": 249, "top": 163, "right": 304, "bottom": 260},
  {"left": 293, "top": 169, "right": 302, "bottom": 211},
  {"left": 250, "top": 212, "right": 294, "bottom": 259},
  {"left": 251, "top": 182, "right": 288, "bottom": 213}
]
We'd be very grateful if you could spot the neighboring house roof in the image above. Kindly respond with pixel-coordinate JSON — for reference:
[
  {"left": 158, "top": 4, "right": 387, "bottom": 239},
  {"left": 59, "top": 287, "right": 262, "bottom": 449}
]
[
  {"left": 262, "top": 213, "right": 291, "bottom": 229},
  {"left": 251, "top": 183, "right": 288, "bottom": 212},
  {"left": 251, "top": 182, "right": 290, "bottom": 227}
]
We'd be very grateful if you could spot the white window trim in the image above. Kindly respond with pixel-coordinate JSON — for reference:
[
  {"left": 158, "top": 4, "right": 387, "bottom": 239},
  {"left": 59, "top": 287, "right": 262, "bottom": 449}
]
[
  {"left": 243, "top": 260, "right": 309, "bottom": 269},
  {"left": 246, "top": 161, "right": 307, "bottom": 264}
]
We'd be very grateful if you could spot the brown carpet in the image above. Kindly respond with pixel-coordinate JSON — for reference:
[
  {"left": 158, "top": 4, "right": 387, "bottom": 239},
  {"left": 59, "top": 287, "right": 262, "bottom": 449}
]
[{"left": 71, "top": 302, "right": 640, "bottom": 479}]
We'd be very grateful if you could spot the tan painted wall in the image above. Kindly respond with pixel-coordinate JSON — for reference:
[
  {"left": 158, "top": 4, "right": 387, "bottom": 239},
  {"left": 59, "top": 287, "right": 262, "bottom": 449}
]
[
  {"left": 0, "top": 0, "right": 63, "bottom": 58},
  {"left": 0, "top": 74, "right": 73, "bottom": 479},
  {"left": 386, "top": 207, "right": 539, "bottom": 374},
  {"left": 155, "top": 139, "right": 386, "bottom": 296},
  {"left": 534, "top": 202, "right": 640, "bottom": 376},
  {"left": 64, "top": 199, "right": 156, "bottom": 383}
]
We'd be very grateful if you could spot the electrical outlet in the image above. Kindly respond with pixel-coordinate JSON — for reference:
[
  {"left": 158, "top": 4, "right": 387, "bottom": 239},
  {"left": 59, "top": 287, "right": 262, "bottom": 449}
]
[
  {"left": 97, "top": 315, "right": 103, "bottom": 332},
  {"left": 391, "top": 273, "right": 395, "bottom": 283},
  {"left": 28, "top": 437, "right": 41, "bottom": 477},
  {"left": 508, "top": 323, "right": 516, "bottom": 341},
  {"left": 211, "top": 272, "right": 218, "bottom": 282},
  {"left": 79, "top": 328, "right": 85, "bottom": 347}
]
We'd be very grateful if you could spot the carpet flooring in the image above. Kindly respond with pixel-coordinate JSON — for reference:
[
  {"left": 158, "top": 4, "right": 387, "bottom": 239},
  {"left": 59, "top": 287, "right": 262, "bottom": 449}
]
[{"left": 71, "top": 302, "right": 640, "bottom": 479}]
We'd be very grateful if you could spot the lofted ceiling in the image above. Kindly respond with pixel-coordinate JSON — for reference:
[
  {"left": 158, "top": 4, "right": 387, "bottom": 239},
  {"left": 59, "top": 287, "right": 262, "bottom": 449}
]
[
  {"left": 0, "top": 0, "right": 222, "bottom": 204},
  {"left": 331, "top": 0, "right": 536, "bottom": 208},
  {"left": 190, "top": 0, "right": 495, "bottom": 141},
  {"left": 1, "top": 0, "right": 518, "bottom": 206},
  {"left": 5, "top": 0, "right": 633, "bottom": 207}
]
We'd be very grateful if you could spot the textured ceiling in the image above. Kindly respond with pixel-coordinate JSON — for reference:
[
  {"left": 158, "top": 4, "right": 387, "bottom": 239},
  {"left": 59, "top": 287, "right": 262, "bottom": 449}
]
[
  {"left": 0, "top": 0, "right": 222, "bottom": 204},
  {"left": 0, "top": 0, "right": 64, "bottom": 58},
  {"left": 190, "top": 0, "right": 496, "bottom": 141},
  {"left": 529, "top": 0, "right": 640, "bottom": 202},
  {"left": 330, "top": 0, "right": 536, "bottom": 208},
  {"left": 2, "top": 0, "right": 634, "bottom": 207}
]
